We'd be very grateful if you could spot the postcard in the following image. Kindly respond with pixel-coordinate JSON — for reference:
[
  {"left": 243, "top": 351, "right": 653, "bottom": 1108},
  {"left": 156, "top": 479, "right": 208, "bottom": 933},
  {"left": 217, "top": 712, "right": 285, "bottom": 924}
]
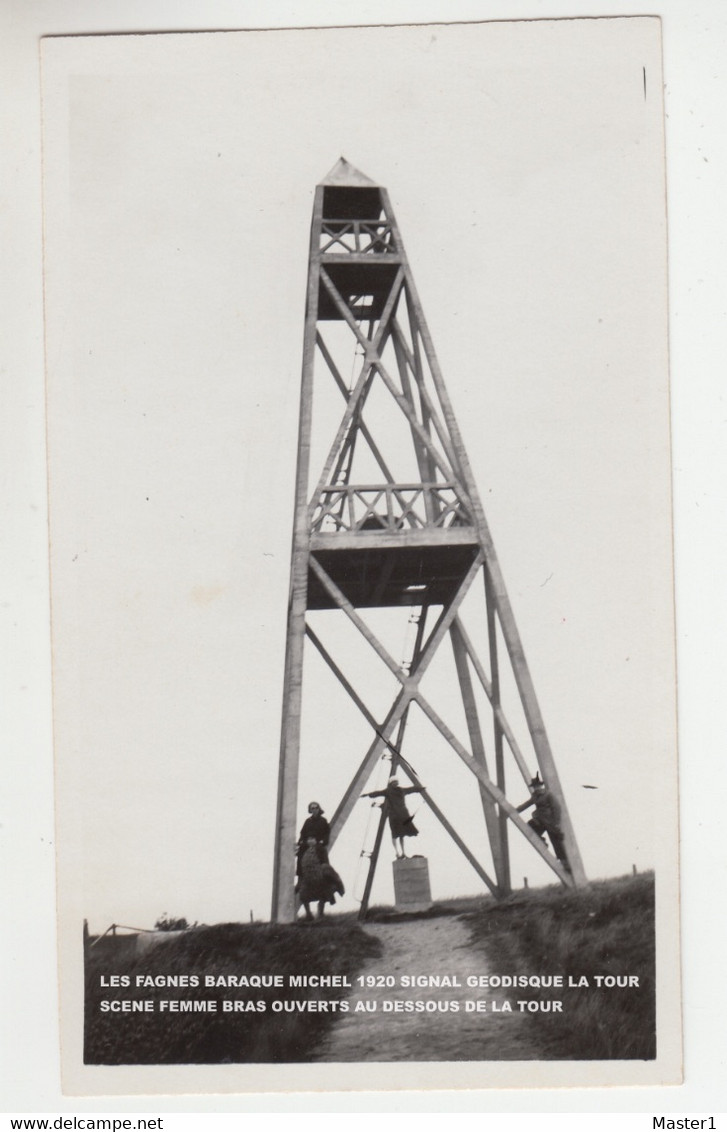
[{"left": 41, "top": 16, "right": 680, "bottom": 1093}]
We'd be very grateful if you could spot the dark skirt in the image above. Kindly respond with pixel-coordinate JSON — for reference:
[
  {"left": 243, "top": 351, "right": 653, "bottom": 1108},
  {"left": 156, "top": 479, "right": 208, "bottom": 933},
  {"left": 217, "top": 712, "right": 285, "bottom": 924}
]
[
  {"left": 389, "top": 814, "right": 418, "bottom": 838},
  {"left": 296, "top": 848, "right": 345, "bottom": 905},
  {"left": 386, "top": 787, "right": 418, "bottom": 838}
]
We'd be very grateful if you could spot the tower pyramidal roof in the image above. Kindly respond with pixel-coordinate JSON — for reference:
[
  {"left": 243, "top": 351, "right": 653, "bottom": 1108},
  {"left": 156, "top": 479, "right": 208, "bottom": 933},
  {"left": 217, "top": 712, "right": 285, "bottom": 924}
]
[{"left": 319, "top": 157, "right": 379, "bottom": 188}]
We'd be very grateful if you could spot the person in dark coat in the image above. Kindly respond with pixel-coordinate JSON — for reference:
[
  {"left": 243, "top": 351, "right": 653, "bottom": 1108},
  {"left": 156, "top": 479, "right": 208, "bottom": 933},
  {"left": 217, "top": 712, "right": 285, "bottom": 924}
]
[
  {"left": 517, "top": 774, "right": 570, "bottom": 873},
  {"left": 362, "top": 776, "right": 424, "bottom": 859},
  {"left": 296, "top": 801, "right": 330, "bottom": 874}
]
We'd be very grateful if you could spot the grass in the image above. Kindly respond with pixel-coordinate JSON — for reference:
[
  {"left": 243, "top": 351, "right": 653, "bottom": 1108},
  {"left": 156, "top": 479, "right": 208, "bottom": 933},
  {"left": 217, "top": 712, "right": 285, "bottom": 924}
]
[
  {"left": 85, "top": 919, "right": 380, "bottom": 1064},
  {"left": 365, "top": 894, "right": 485, "bottom": 923},
  {"left": 462, "top": 872, "right": 656, "bottom": 1059}
]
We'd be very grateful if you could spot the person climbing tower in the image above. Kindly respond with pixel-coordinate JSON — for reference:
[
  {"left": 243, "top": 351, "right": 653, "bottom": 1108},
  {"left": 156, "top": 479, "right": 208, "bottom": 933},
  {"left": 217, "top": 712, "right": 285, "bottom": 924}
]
[{"left": 517, "top": 774, "right": 571, "bottom": 873}]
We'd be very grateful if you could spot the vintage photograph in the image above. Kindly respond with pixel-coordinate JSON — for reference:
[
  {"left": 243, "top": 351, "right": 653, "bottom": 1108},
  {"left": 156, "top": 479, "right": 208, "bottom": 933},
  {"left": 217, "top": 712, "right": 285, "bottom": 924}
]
[{"left": 40, "top": 17, "right": 680, "bottom": 1092}]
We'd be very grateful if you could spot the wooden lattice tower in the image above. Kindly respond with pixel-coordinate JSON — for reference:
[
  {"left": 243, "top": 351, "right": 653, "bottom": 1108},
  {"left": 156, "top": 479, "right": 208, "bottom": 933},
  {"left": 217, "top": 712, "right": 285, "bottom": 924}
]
[{"left": 271, "top": 159, "right": 586, "bottom": 921}]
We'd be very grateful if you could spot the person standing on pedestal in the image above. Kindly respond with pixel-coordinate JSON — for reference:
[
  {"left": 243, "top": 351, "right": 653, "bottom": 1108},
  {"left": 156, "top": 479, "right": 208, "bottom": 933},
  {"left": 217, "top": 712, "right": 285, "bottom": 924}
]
[{"left": 362, "top": 776, "right": 424, "bottom": 859}]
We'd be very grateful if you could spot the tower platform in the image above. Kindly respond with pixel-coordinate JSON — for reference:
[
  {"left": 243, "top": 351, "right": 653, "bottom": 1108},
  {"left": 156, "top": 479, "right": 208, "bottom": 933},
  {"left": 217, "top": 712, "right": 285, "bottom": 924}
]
[{"left": 308, "top": 537, "right": 480, "bottom": 610}]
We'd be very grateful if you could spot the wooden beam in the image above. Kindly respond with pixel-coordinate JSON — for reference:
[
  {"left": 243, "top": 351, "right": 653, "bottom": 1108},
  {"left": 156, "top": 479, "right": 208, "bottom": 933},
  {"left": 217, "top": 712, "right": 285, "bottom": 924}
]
[
  {"left": 406, "top": 776, "right": 498, "bottom": 897},
  {"left": 450, "top": 621, "right": 505, "bottom": 887},
  {"left": 413, "top": 692, "right": 574, "bottom": 886},
  {"left": 308, "top": 556, "right": 405, "bottom": 681},
  {"left": 271, "top": 186, "right": 324, "bottom": 922},
  {"left": 400, "top": 293, "right": 437, "bottom": 486},
  {"left": 321, "top": 252, "right": 403, "bottom": 266},
  {"left": 315, "top": 331, "right": 397, "bottom": 484},
  {"left": 453, "top": 616, "right": 532, "bottom": 785},
  {"left": 391, "top": 323, "right": 435, "bottom": 519},
  {"left": 307, "top": 352, "right": 376, "bottom": 521},
  {"left": 310, "top": 526, "right": 479, "bottom": 551},
  {"left": 327, "top": 363, "right": 375, "bottom": 491},
  {"left": 373, "top": 361, "right": 459, "bottom": 486},
  {"left": 485, "top": 567, "right": 511, "bottom": 893},
  {"left": 305, "top": 623, "right": 381, "bottom": 730},
  {"left": 392, "top": 315, "right": 464, "bottom": 484},
  {"left": 357, "top": 801, "right": 389, "bottom": 920},
  {"left": 413, "top": 551, "right": 484, "bottom": 682}
]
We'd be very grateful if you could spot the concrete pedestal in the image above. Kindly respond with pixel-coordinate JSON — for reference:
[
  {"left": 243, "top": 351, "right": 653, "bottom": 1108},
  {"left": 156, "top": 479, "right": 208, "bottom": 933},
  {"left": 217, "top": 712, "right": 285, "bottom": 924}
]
[{"left": 393, "top": 856, "right": 432, "bottom": 912}]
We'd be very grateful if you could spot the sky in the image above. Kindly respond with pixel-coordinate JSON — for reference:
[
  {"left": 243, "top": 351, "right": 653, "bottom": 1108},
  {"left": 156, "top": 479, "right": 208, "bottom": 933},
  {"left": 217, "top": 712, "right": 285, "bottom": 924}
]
[{"left": 40, "top": 17, "right": 675, "bottom": 934}]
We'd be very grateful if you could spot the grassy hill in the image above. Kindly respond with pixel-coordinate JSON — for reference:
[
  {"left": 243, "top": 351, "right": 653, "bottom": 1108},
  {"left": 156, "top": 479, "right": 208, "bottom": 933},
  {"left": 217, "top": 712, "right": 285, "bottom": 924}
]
[
  {"left": 463, "top": 872, "right": 656, "bottom": 1059},
  {"left": 85, "top": 921, "right": 380, "bottom": 1064}
]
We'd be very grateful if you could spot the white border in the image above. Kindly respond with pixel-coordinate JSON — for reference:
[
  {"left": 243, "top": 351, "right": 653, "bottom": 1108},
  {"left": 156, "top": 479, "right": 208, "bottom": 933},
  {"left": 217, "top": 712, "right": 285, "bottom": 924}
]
[{"left": 2, "top": 0, "right": 725, "bottom": 1114}]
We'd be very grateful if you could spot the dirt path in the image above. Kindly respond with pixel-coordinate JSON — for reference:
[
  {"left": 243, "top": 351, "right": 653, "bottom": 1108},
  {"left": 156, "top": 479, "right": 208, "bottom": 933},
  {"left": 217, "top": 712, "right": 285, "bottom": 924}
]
[{"left": 313, "top": 915, "right": 543, "bottom": 1062}]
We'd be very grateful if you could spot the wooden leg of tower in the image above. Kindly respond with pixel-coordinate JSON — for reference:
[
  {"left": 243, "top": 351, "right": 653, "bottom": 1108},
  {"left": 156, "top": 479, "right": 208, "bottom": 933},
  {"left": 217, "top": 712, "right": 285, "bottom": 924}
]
[
  {"left": 272, "top": 187, "right": 322, "bottom": 921},
  {"left": 453, "top": 616, "right": 532, "bottom": 785},
  {"left": 358, "top": 804, "right": 389, "bottom": 921},
  {"left": 481, "top": 555, "right": 587, "bottom": 886},
  {"left": 449, "top": 621, "right": 505, "bottom": 892},
  {"left": 485, "top": 568, "right": 511, "bottom": 895},
  {"left": 271, "top": 564, "right": 309, "bottom": 923}
]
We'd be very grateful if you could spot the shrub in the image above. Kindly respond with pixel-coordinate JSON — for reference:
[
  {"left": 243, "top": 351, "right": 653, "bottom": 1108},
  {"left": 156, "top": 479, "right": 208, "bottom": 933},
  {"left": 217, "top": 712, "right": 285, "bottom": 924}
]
[{"left": 154, "top": 915, "right": 190, "bottom": 932}]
